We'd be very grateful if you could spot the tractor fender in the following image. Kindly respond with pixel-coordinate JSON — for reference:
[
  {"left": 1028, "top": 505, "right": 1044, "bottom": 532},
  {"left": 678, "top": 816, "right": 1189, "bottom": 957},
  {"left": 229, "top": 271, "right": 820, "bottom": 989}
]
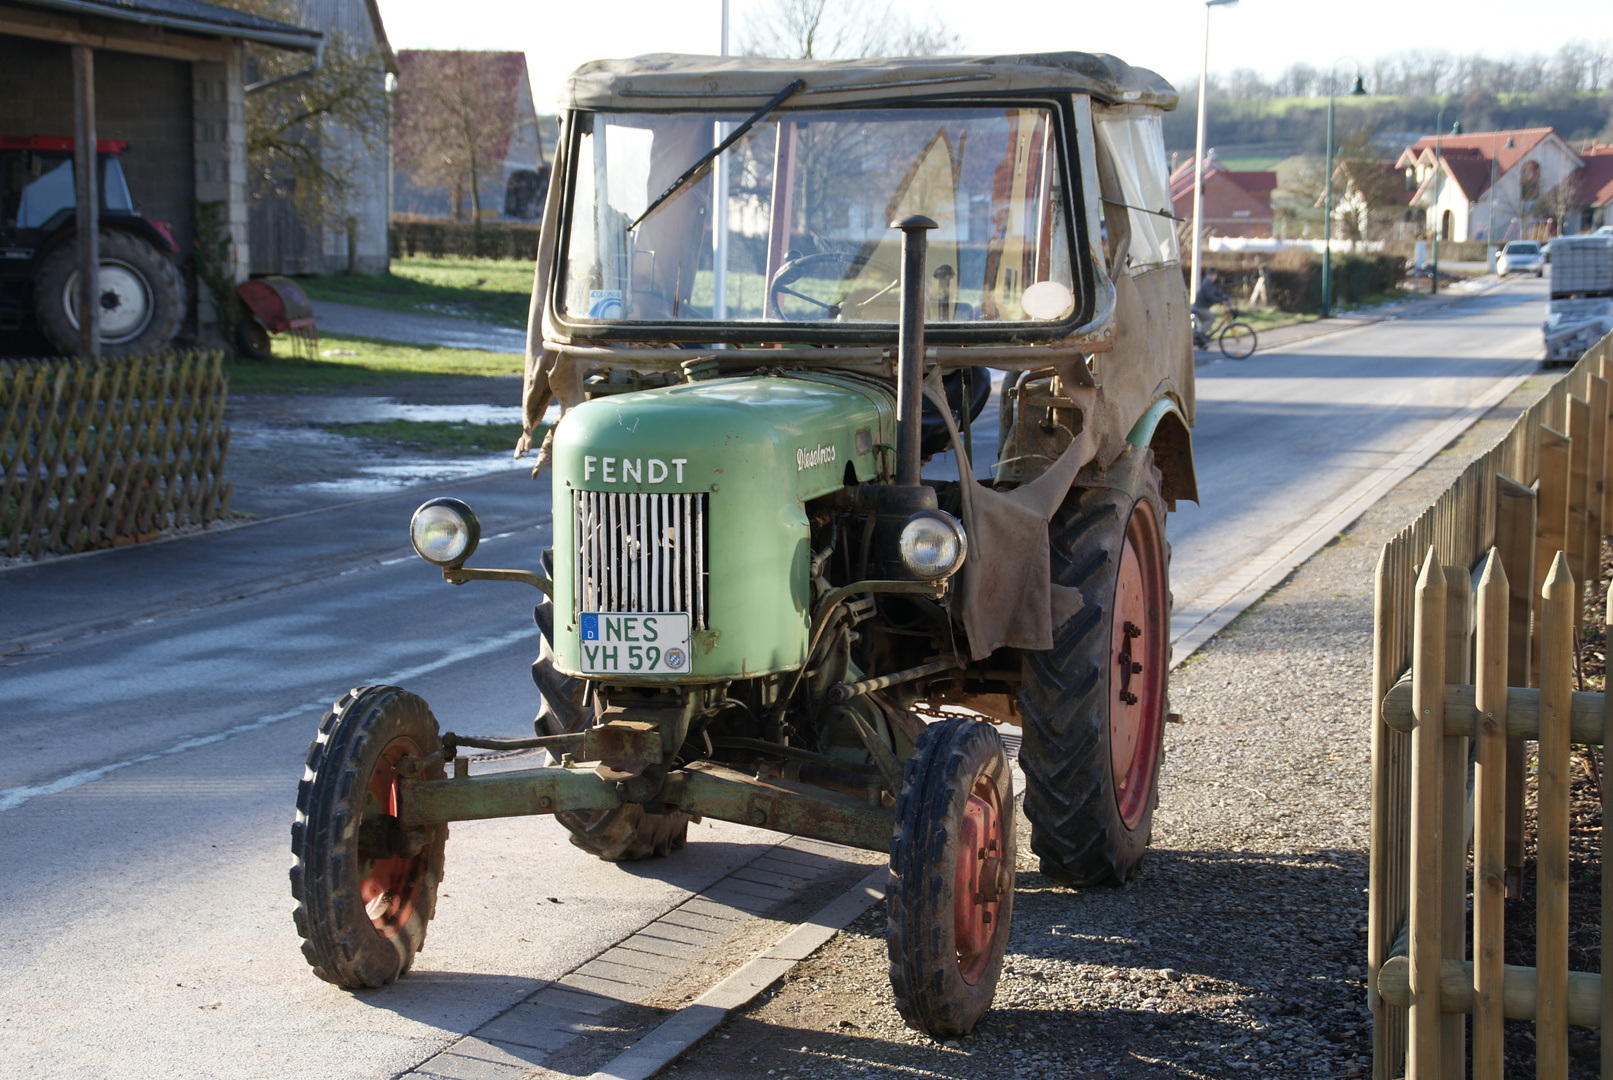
[
  {"left": 34, "top": 214, "right": 177, "bottom": 262},
  {"left": 1125, "top": 396, "right": 1199, "bottom": 508}
]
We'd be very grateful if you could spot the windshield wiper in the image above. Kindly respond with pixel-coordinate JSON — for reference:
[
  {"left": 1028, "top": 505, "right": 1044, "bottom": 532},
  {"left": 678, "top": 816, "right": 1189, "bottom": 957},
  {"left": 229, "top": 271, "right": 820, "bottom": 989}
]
[{"left": 627, "top": 78, "right": 806, "bottom": 233}]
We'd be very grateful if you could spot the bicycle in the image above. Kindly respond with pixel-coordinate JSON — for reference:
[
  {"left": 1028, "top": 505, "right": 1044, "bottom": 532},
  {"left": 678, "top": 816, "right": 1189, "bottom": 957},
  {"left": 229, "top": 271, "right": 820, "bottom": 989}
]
[{"left": 1192, "top": 307, "right": 1258, "bottom": 359}]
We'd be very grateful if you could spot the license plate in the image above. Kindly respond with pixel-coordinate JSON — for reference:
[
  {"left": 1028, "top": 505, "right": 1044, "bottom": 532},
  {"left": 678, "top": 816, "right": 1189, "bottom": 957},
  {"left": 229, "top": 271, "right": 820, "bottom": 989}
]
[{"left": 577, "top": 612, "right": 691, "bottom": 674}]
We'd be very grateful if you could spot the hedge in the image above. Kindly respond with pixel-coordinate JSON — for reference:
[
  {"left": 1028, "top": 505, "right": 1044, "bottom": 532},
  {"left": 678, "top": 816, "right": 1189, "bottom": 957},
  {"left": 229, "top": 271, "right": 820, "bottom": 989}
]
[{"left": 389, "top": 218, "right": 541, "bottom": 261}]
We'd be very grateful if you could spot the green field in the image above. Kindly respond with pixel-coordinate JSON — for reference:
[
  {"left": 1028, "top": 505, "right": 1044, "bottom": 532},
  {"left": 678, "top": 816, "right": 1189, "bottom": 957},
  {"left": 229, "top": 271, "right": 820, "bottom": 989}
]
[
  {"left": 225, "top": 332, "right": 522, "bottom": 393},
  {"left": 298, "top": 257, "right": 535, "bottom": 328}
]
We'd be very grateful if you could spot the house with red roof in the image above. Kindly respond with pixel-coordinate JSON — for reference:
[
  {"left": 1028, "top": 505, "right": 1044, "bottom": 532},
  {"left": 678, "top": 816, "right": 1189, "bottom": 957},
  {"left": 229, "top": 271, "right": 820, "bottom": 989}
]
[
  {"left": 1169, "top": 155, "right": 1276, "bottom": 238},
  {"left": 1573, "top": 144, "right": 1613, "bottom": 233},
  {"left": 1394, "top": 127, "right": 1582, "bottom": 242}
]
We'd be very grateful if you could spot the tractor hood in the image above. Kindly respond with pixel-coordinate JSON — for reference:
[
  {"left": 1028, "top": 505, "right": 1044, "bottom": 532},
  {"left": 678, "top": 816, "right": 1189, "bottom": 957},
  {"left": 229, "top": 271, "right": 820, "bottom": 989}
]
[{"left": 549, "top": 371, "right": 895, "bottom": 681}]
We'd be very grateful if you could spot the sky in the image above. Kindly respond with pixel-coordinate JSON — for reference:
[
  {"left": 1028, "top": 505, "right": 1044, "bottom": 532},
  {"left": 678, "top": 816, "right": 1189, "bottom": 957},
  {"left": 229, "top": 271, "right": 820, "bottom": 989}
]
[{"left": 373, "top": 0, "right": 1612, "bottom": 115}]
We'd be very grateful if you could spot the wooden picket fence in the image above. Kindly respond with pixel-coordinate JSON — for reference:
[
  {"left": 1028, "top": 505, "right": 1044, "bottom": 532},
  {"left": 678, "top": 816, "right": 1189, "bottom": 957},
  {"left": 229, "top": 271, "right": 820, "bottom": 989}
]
[
  {"left": 1370, "top": 328, "right": 1613, "bottom": 1078},
  {"left": 0, "top": 351, "right": 231, "bottom": 559}
]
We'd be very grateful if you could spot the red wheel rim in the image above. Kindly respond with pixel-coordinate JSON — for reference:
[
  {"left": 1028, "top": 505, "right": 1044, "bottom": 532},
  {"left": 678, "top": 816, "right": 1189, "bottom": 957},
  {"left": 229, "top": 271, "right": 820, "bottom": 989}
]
[
  {"left": 953, "top": 773, "right": 1007, "bottom": 985},
  {"left": 1109, "top": 499, "right": 1167, "bottom": 830},
  {"left": 359, "top": 736, "right": 426, "bottom": 939}
]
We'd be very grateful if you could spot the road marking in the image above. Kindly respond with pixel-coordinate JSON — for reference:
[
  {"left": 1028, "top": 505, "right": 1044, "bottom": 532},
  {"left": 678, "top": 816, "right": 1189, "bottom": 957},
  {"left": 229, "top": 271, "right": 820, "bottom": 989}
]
[
  {"left": 0, "top": 627, "right": 534, "bottom": 813},
  {"left": 1169, "top": 357, "right": 1538, "bottom": 669}
]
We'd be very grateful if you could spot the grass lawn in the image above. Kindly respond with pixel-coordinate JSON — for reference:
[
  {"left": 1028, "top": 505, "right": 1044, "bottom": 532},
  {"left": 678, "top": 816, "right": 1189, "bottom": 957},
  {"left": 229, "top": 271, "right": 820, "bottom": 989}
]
[
  {"left": 298, "top": 257, "right": 535, "bottom": 327},
  {"left": 225, "top": 332, "right": 522, "bottom": 393},
  {"left": 320, "top": 419, "right": 535, "bottom": 454}
]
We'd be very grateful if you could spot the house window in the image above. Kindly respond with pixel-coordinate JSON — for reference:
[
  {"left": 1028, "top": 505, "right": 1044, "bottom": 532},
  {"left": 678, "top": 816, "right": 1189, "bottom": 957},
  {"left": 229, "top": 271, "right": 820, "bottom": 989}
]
[{"left": 1441, "top": 209, "right": 1453, "bottom": 241}]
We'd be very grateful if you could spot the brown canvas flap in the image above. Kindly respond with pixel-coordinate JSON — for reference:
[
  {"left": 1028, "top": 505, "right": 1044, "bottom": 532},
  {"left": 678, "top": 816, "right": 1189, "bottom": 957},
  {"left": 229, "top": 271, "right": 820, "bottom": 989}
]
[{"left": 923, "top": 368, "right": 1099, "bottom": 659}]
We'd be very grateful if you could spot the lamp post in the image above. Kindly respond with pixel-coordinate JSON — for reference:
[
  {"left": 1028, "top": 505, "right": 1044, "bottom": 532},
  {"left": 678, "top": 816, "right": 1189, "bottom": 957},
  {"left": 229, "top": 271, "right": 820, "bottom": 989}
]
[
  {"left": 1430, "top": 109, "right": 1460, "bottom": 295},
  {"left": 1321, "top": 59, "right": 1366, "bottom": 318},
  {"left": 1189, "top": 0, "right": 1239, "bottom": 308}
]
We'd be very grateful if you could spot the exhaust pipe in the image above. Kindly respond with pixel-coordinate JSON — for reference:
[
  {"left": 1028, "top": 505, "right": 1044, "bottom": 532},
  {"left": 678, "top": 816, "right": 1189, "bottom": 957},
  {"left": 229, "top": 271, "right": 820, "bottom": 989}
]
[{"left": 892, "top": 214, "right": 937, "bottom": 488}]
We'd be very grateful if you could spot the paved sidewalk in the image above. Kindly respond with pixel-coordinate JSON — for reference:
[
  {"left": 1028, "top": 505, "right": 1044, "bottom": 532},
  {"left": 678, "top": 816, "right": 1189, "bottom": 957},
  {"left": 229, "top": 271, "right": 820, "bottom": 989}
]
[{"left": 312, "top": 298, "right": 527, "bottom": 354}]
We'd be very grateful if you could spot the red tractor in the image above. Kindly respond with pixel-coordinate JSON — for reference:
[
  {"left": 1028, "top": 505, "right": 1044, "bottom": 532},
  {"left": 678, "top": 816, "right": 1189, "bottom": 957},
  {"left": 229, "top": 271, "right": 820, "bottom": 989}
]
[{"left": 0, "top": 136, "right": 184, "bottom": 356}]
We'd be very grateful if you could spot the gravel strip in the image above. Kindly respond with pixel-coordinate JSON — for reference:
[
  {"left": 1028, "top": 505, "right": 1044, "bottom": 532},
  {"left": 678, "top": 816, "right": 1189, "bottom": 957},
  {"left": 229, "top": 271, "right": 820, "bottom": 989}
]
[{"left": 651, "top": 369, "right": 1567, "bottom": 1080}]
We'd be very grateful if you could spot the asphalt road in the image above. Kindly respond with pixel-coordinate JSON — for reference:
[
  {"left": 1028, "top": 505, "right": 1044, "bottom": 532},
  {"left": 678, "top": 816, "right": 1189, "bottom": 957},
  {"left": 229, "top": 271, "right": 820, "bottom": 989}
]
[{"left": 0, "top": 276, "right": 1550, "bottom": 1077}]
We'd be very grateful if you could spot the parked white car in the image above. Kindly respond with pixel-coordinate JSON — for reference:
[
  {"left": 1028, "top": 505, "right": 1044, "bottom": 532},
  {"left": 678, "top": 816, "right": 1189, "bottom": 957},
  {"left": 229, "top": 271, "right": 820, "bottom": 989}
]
[{"left": 1498, "top": 240, "right": 1545, "bottom": 277}]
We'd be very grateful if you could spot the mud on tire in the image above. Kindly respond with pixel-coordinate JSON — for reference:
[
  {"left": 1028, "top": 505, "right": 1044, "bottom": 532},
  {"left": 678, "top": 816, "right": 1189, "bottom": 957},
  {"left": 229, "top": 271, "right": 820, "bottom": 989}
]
[
  {"left": 291, "top": 686, "right": 448, "bottom": 988},
  {"left": 887, "top": 716, "right": 1015, "bottom": 1038},
  {"left": 531, "top": 586, "right": 690, "bottom": 861},
  {"left": 1018, "top": 449, "right": 1170, "bottom": 887}
]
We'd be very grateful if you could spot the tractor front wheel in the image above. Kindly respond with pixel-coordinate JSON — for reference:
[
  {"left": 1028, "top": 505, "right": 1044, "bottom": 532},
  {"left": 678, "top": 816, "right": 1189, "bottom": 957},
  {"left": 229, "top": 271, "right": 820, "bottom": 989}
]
[
  {"left": 291, "top": 686, "right": 448, "bottom": 988},
  {"left": 887, "top": 716, "right": 1015, "bottom": 1038}
]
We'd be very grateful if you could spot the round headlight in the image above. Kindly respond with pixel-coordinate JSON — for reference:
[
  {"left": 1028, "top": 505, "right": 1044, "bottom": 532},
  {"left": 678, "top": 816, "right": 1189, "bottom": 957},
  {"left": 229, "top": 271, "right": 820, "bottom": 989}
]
[
  {"left": 410, "top": 498, "right": 480, "bottom": 568},
  {"left": 898, "top": 509, "right": 967, "bottom": 581}
]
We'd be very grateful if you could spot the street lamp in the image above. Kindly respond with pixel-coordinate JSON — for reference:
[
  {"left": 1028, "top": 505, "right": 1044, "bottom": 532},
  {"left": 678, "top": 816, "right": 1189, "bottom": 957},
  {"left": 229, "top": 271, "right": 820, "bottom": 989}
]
[
  {"left": 1321, "top": 59, "right": 1367, "bottom": 318},
  {"left": 1189, "top": 0, "right": 1239, "bottom": 308},
  {"left": 1430, "top": 111, "right": 1461, "bottom": 294}
]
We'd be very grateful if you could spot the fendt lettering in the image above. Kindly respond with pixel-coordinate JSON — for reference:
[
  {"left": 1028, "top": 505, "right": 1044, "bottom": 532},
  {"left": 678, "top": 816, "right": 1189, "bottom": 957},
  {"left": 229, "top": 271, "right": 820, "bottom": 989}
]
[
  {"left": 293, "top": 50, "right": 1197, "bottom": 1045},
  {"left": 583, "top": 455, "right": 687, "bottom": 485}
]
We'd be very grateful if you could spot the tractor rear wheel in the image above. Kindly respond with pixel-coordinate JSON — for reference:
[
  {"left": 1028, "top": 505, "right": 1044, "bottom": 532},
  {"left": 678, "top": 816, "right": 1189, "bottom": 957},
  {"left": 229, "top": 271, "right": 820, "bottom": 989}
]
[
  {"left": 34, "top": 229, "right": 183, "bottom": 357},
  {"left": 291, "top": 685, "right": 448, "bottom": 988},
  {"left": 887, "top": 716, "right": 1015, "bottom": 1038},
  {"left": 1019, "top": 451, "right": 1170, "bottom": 887},
  {"left": 532, "top": 586, "right": 690, "bottom": 861}
]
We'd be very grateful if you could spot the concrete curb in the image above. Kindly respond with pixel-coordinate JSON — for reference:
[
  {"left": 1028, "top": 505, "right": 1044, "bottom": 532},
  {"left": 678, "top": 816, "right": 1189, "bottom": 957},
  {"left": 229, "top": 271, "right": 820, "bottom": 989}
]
[{"left": 584, "top": 868, "right": 889, "bottom": 1080}]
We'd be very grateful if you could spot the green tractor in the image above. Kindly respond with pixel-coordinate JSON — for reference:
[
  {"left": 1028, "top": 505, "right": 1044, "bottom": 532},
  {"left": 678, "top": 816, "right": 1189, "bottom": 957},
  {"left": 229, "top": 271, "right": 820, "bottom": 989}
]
[{"left": 291, "top": 51, "right": 1197, "bottom": 1038}]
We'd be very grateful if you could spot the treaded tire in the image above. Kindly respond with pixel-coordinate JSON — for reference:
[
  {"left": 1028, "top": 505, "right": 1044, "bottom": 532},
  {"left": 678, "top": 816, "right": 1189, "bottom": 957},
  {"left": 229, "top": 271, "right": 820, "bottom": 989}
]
[
  {"left": 1019, "top": 450, "right": 1170, "bottom": 887},
  {"left": 531, "top": 589, "right": 690, "bottom": 861},
  {"left": 887, "top": 716, "right": 1015, "bottom": 1038},
  {"left": 291, "top": 686, "right": 448, "bottom": 988},
  {"left": 34, "top": 229, "right": 184, "bottom": 357}
]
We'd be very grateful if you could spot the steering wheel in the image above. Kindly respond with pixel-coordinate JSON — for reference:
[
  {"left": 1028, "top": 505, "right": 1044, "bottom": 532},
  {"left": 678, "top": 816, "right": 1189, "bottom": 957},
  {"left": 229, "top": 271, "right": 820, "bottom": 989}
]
[{"left": 767, "top": 250, "right": 901, "bottom": 321}]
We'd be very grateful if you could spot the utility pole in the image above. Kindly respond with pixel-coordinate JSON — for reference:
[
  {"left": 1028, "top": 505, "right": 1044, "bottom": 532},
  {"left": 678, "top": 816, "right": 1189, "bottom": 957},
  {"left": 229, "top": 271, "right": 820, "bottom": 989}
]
[{"left": 1189, "top": 0, "right": 1238, "bottom": 307}]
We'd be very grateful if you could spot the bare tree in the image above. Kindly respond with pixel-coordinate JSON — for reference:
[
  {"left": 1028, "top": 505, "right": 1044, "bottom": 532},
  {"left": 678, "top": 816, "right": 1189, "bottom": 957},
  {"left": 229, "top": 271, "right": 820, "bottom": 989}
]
[
  {"left": 243, "top": 33, "right": 390, "bottom": 234},
  {"left": 738, "top": 0, "right": 962, "bottom": 60},
  {"left": 1332, "top": 123, "right": 1410, "bottom": 240},
  {"left": 394, "top": 51, "right": 519, "bottom": 223}
]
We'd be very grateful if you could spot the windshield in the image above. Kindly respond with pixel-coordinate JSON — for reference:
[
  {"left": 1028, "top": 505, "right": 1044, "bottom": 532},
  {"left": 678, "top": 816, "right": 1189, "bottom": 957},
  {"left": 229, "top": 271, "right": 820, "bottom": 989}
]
[
  {"left": 1507, "top": 242, "right": 1539, "bottom": 253},
  {"left": 559, "top": 105, "right": 1079, "bottom": 328}
]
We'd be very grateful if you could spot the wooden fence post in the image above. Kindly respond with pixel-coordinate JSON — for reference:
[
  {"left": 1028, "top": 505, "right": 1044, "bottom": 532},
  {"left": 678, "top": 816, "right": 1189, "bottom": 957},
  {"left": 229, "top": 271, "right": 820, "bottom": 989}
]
[
  {"left": 1440, "top": 563, "right": 1471, "bottom": 1076},
  {"left": 1495, "top": 475, "right": 1535, "bottom": 894},
  {"left": 1568, "top": 396, "right": 1592, "bottom": 642},
  {"left": 1585, "top": 375, "right": 1607, "bottom": 568},
  {"left": 1472, "top": 549, "right": 1507, "bottom": 1080},
  {"left": 1599, "top": 357, "right": 1613, "bottom": 535},
  {"left": 1605, "top": 587, "right": 1613, "bottom": 1077},
  {"left": 1409, "top": 546, "right": 1446, "bottom": 1080},
  {"left": 1535, "top": 428, "right": 1570, "bottom": 682},
  {"left": 1537, "top": 551, "right": 1574, "bottom": 1076},
  {"left": 1370, "top": 545, "right": 1393, "bottom": 1077}
]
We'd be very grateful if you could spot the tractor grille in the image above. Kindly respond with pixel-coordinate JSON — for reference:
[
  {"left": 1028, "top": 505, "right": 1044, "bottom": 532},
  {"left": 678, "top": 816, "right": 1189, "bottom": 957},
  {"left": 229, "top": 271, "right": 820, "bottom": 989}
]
[{"left": 573, "top": 491, "right": 707, "bottom": 628}]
